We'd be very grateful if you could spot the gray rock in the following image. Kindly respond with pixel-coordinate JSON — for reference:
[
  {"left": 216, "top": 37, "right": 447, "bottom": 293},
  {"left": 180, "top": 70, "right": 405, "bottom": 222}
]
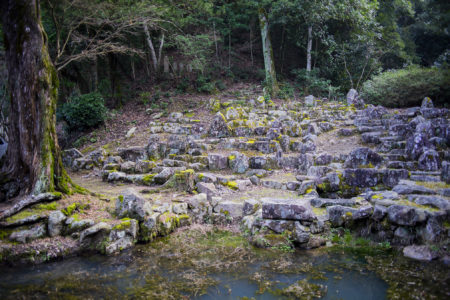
[
  {"left": 154, "top": 168, "right": 174, "bottom": 184},
  {"left": 62, "top": 148, "right": 83, "bottom": 169},
  {"left": 405, "top": 133, "right": 431, "bottom": 160},
  {"left": 393, "top": 182, "right": 435, "bottom": 195},
  {"left": 120, "top": 161, "right": 136, "bottom": 174},
  {"left": 172, "top": 202, "right": 188, "bottom": 214},
  {"left": 249, "top": 156, "right": 267, "bottom": 169},
  {"left": 9, "top": 224, "right": 47, "bottom": 243},
  {"left": 315, "top": 153, "right": 333, "bottom": 166},
  {"left": 372, "top": 205, "right": 387, "bottom": 221},
  {"left": 310, "top": 198, "right": 356, "bottom": 208},
  {"left": 305, "top": 95, "right": 315, "bottom": 106},
  {"left": 418, "top": 149, "right": 441, "bottom": 171},
  {"left": 421, "top": 97, "right": 434, "bottom": 109},
  {"left": 214, "top": 202, "right": 244, "bottom": 218},
  {"left": 393, "top": 227, "right": 415, "bottom": 245},
  {"left": 344, "top": 147, "right": 383, "bottom": 168},
  {"left": 442, "top": 161, "right": 450, "bottom": 183},
  {"left": 403, "top": 245, "right": 438, "bottom": 261},
  {"left": 208, "top": 154, "right": 228, "bottom": 170},
  {"left": 243, "top": 199, "right": 261, "bottom": 215},
  {"left": 327, "top": 205, "right": 373, "bottom": 227},
  {"left": 195, "top": 182, "right": 218, "bottom": 200},
  {"left": 343, "top": 168, "right": 379, "bottom": 187},
  {"left": 409, "top": 195, "right": 450, "bottom": 210},
  {"left": 293, "top": 222, "right": 310, "bottom": 243},
  {"left": 115, "top": 189, "right": 152, "bottom": 221},
  {"left": 387, "top": 205, "right": 427, "bottom": 226},
  {"left": 65, "top": 218, "right": 95, "bottom": 234},
  {"left": 106, "top": 219, "right": 139, "bottom": 255},
  {"left": 382, "top": 169, "right": 409, "bottom": 188},
  {"left": 208, "top": 112, "right": 231, "bottom": 138},
  {"left": 228, "top": 152, "right": 249, "bottom": 174},
  {"left": 80, "top": 222, "right": 112, "bottom": 244},
  {"left": 249, "top": 175, "right": 260, "bottom": 186},
  {"left": 286, "top": 181, "right": 300, "bottom": 191},
  {"left": 117, "top": 147, "right": 146, "bottom": 162},
  {"left": 346, "top": 89, "right": 358, "bottom": 105},
  {"left": 48, "top": 211, "right": 66, "bottom": 237},
  {"left": 261, "top": 198, "right": 315, "bottom": 221}
]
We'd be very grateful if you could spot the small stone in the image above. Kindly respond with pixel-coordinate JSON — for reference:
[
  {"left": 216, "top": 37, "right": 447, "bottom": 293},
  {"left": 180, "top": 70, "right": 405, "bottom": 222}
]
[
  {"left": 48, "top": 210, "right": 66, "bottom": 237},
  {"left": 403, "top": 245, "right": 438, "bottom": 261}
]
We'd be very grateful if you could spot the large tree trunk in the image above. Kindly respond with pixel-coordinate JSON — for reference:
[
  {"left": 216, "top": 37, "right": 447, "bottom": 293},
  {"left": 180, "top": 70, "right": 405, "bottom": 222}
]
[
  {"left": 0, "top": 0, "right": 74, "bottom": 196},
  {"left": 258, "top": 8, "right": 279, "bottom": 97},
  {"left": 306, "top": 26, "right": 312, "bottom": 72}
]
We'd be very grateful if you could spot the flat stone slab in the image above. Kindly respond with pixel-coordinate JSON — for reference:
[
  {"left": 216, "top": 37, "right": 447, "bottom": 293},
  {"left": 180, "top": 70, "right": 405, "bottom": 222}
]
[
  {"left": 261, "top": 198, "right": 315, "bottom": 221},
  {"left": 403, "top": 245, "right": 439, "bottom": 261},
  {"left": 310, "top": 198, "right": 356, "bottom": 208}
]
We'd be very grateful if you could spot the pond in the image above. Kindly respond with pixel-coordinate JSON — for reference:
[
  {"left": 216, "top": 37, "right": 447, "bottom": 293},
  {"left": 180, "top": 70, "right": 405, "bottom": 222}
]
[{"left": 0, "top": 226, "right": 448, "bottom": 299}]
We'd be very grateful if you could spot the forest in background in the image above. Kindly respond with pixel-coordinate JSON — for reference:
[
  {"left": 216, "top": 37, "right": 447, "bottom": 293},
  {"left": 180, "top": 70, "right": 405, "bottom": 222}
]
[{"left": 0, "top": 0, "right": 449, "bottom": 142}]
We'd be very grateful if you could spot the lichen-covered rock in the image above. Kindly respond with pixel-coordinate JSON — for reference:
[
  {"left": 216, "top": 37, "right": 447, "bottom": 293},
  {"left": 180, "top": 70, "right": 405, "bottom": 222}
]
[
  {"left": 115, "top": 189, "right": 152, "bottom": 221},
  {"left": 9, "top": 224, "right": 47, "bottom": 243},
  {"left": 120, "top": 161, "right": 136, "bottom": 174},
  {"left": 174, "top": 169, "right": 195, "bottom": 192},
  {"left": 154, "top": 168, "right": 175, "bottom": 184},
  {"left": 382, "top": 169, "right": 409, "bottom": 188},
  {"left": 105, "top": 219, "right": 139, "bottom": 255},
  {"left": 293, "top": 222, "right": 310, "bottom": 244},
  {"left": 344, "top": 147, "right": 383, "bottom": 168},
  {"left": 314, "top": 153, "right": 332, "bottom": 166},
  {"left": 208, "top": 112, "right": 231, "bottom": 138},
  {"left": 228, "top": 152, "right": 249, "bottom": 174},
  {"left": 310, "top": 198, "right": 356, "bottom": 208},
  {"left": 262, "top": 198, "right": 315, "bottom": 221},
  {"left": 48, "top": 210, "right": 66, "bottom": 237},
  {"left": 135, "top": 160, "right": 156, "bottom": 174},
  {"left": 421, "top": 97, "right": 434, "bottom": 109},
  {"left": 243, "top": 199, "right": 260, "bottom": 215},
  {"left": 418, "top": 149, "right": 441, "bottom": 171},
  {"left": 62, "top": 148, "right": 83, "bottom": 169},
  {"left": 65, "top": 218, "right": 95, "bottom": 235},
  {"left": 214, "top": 201, "right": 244, "bottom": 219},
  {"left": 346, "top": 89, "right": 358, "bottom": 105}
]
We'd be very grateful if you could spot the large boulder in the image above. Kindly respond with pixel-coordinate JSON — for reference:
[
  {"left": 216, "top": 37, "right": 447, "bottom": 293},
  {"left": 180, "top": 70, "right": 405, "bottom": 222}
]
[
  {"left": 344, "top": 147, "right": 383, "bottom": 168},
  {"left": 346, "top": 89, "right": 358, "bottom": 105},
  {"left": 261, "top": 198, "right": 315, "bottom": 221},
  {"left": 115, "top": 189, "right": 152, "bottom": 221},
  {"left": 208, "top": 112, "right": 231, "bottom": 138}
]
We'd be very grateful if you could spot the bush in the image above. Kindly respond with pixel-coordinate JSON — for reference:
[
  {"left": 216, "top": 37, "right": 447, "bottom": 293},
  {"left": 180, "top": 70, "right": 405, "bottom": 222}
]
[
  {"left": 58, "top": 92, "right": 107, "bottom": 131},
  {"left": 361, "top": 66, "right": 450, "bottom": 107},
  {"left": 195, "top": 75, "right": 216, "bottom": 94}
]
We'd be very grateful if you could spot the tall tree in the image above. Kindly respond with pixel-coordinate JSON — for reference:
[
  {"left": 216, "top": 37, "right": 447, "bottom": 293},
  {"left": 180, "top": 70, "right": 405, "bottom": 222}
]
[
  {"left": 259, "top": 7, "right": 279, "bottom": 97},
  {"left": 0, "top": 0, "right": 76, "bottom": 198}
]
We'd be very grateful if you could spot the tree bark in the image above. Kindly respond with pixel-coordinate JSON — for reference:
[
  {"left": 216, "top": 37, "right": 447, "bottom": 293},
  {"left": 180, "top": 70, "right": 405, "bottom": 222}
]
[
  {"left": 306, "top": 25, "right": 312, "bottom": 72},
  {"left": 0, "top": 0, "right": 75, "bottom": 196},
  {"left": 258, "top": 8, "right": 278, "bottom": 97},
  {"left": 144, "top": 22, "right": 158, "bottom": 72}
]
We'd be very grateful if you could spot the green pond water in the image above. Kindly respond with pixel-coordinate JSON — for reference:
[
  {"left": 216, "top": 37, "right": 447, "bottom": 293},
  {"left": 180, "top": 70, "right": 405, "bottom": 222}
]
[{"left": 0, "top": 228, "right": 448, "bottom": 299}]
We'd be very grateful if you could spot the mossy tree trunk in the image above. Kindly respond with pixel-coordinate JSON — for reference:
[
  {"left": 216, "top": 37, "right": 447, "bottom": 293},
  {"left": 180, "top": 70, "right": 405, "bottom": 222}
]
[
  {"left": 258, "top": 8, "right": 279, "bottom": 98},
  {"left": 1, "top": 0, "right": 74, "bottom": 196}
]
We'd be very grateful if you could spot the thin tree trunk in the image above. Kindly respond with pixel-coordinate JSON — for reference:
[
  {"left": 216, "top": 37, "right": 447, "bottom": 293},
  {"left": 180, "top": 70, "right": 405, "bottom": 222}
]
[
  {"left": 250, "top": 25, "right": 254, "bottom": 66},
  {"left": 258, "top": 8, "right": 278, "bottom": 96},
  {"left": 213, "top": 21, "right": 219, "bottom": 59},
  {"left": 0, "top": 0, "right": 76, "bottom": 196},
  {"left": 131, "top": 56, "right": 136, "bottom": 80},
  {"left": 228, "top": 28, "right": 231, "bottom": 69},
  {"left": 306, "top": 25, "right": 312, "bottom": 72},
  {"left": 157, "top": 32, "right": 164, "bottom": 69},
  {"left": 143, "top": 22, "right": 158, "bottom": 72},
  {"left": 313, "top": 38, "right": 318, "bottom": 69},
  {"left": 280, "top": 25, "right": 285, "bottom": 74}
]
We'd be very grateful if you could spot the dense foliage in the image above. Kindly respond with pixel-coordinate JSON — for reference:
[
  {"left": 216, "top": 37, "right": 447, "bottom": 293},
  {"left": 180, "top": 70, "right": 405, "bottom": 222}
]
[
  {"left": 0, "top": 0, "right": 448, "bottom": 110},
  {"left": 57, "top": 93, "right": 107, "bottom": 131},
  {"left": 361, "top": 66, "right": 450, "bottom": 107}
]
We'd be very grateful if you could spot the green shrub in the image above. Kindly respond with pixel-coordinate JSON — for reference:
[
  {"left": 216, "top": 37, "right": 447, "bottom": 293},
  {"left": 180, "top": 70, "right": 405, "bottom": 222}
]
[
  {"left": 292, "top": 69, "right": 341, "bottom": 99},
  {"left": 195, "top": 75, "right": 216, "bottom": 94},
  {"left": 58, "top": 92, "right": 107, "bottom": 131},
  {"left": 361, "top": 66, "right": 450, "bottom": 107},
  {"left": 277, "top": 82, "right": 295, "bottom": 100}
]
